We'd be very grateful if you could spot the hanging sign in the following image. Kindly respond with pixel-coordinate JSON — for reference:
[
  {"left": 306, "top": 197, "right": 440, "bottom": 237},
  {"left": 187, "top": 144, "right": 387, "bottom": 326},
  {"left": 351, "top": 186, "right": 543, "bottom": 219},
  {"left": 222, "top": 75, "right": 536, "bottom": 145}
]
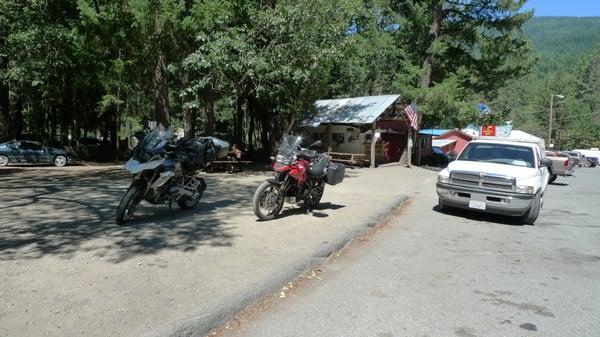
[{"left": 480, "top": 125, "right": 496, "bottom": 137}]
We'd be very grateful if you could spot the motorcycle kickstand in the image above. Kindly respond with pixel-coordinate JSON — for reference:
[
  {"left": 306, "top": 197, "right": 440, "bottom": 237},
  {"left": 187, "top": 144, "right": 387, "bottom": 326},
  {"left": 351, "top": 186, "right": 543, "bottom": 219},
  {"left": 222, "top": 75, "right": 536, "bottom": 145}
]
[{"left": 305, "top": 202, "right": 313, "bottom": 215}]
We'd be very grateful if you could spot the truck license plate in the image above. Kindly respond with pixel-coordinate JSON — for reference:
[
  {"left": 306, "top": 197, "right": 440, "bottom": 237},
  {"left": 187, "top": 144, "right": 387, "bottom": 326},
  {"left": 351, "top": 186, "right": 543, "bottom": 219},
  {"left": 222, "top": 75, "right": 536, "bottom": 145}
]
[{"left": 469, "top": 200, "right": 486, "bottom": 210}]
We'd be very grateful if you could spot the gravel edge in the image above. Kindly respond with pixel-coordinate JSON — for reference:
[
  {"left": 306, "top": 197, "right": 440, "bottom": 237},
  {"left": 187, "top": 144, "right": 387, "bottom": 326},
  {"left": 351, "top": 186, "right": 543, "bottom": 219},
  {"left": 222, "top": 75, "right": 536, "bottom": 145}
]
[{"left": 143, "top": 194, "right": 410, "bottom": 337}]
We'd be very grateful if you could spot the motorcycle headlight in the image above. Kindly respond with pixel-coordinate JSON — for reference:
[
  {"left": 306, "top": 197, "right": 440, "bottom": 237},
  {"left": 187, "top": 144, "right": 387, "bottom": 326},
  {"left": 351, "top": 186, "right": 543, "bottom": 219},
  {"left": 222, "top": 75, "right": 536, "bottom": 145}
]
[
  {"left": 276, "top": 154, "right": 291, "bottom": 165},
  {"left": 438, "top": 175, "right": 449, "bottom": 184},
  {"left": 515, "top": 185, "right": 535, "bottom": 194}
]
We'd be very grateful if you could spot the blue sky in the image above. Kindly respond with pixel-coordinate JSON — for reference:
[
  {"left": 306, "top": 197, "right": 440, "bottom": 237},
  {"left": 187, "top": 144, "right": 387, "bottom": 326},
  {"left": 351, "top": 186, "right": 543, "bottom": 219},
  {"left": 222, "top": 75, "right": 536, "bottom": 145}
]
[{"left": 523, "top": 0, "right": 600, "bottom": 17}]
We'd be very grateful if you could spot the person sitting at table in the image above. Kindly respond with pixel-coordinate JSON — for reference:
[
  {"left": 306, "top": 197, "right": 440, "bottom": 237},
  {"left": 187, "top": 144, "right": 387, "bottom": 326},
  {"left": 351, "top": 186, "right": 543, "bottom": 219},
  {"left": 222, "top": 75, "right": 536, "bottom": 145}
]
[{"left": 227, "top": 144, "right": 242, "bottom": 173}]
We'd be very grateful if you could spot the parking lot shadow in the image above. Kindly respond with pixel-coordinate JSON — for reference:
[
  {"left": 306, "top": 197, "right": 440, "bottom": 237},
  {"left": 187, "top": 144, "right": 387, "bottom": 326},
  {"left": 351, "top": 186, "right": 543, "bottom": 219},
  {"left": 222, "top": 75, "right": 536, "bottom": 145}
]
[
  {"left": 264, "top": 202, "right": 346, "bottom": 220},
  {"left": 433, "top": 205, "right": 525, "bottom": 226},
  {"left": 0, "top": 168, "right": 258, "bottom": 262}
]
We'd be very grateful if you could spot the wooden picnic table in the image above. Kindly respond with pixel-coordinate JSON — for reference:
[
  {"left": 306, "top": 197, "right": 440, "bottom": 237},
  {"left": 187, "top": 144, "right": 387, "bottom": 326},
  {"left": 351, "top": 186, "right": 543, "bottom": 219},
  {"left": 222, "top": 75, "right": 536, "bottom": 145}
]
[
  {"left": 206, "top": 160, "right": 252, "bottom": 172},
  {"left": 327, "top": 152, "right": 368, "bottom": 166}
]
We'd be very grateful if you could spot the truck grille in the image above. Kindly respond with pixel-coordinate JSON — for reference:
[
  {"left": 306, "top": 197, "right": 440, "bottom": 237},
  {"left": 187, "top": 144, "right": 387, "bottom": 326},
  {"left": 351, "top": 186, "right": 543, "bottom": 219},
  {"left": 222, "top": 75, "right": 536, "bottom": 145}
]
[{"left": 450, "top": 171, "right": 516, "bottom": 192}]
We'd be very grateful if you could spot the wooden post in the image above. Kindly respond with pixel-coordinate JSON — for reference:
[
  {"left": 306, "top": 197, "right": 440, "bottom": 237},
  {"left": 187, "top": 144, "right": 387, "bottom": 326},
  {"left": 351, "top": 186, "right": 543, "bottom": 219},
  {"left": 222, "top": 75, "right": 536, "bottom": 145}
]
[
  {"left": 417, "top": 133, "right": 422, "bottom": 166},
  {"left": 406, "top": 129, "right": 412, "bottom": 167},
  {"left": 327, "top": 124, "right": 333, "bottom": 152},
  {"left": 370, "top": 129, "right": 378, "bottom": 168}
]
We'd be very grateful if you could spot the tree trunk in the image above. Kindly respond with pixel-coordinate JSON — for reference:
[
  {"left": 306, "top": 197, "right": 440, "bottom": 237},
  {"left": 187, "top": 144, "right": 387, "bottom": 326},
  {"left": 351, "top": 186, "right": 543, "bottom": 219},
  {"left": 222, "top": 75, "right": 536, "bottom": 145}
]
[
  {"left": 13, "top": 99, "right": 23, "bottom": 140},
  {"left": 154, "top": 51, "right": 170, "bottom": 127},
  {"left": 109, "top": 108, "right": 118, "bottom": 161},
  {"left": 260, "top": 111, "right": 270, "bottom": 155},
  {"left": 50, "top": 107, "right": 58, "bottom": 145},
  {"left": 181, "top": 71, "right": 195, "bottom": 138},
  {"left": 419, "top": 1, "right": 443, "bottom": 89},
  {"left": 202, "top": 86, "right": 215, "bottom": 136},
  {"left": 0, "top": 26, "right": 9, "bottom": 141},
  {"left": 183, "top": 105, "right": 195, "bottom": 138},
  {"left": 234, "top": 95, "right": 244, "bottom": 145},
  {"left": 246, "top": 94, "right": 258, "bottom": 153},
  {"left": 71, "top": 87, "right": 81, "bottom": 147},
  {"left": 248, "top": 112, "right": 255, "bottom": 155}
]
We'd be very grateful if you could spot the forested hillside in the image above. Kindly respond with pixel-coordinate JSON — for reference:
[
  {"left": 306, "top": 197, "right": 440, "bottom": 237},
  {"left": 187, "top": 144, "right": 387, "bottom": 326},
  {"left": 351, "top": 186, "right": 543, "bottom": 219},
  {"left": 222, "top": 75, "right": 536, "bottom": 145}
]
[
  {"left": 500, "top": 16, "right": 600, "bottom": 149},
  {"left": 524, "top": 16, "right": 600, "bottom": 75}
]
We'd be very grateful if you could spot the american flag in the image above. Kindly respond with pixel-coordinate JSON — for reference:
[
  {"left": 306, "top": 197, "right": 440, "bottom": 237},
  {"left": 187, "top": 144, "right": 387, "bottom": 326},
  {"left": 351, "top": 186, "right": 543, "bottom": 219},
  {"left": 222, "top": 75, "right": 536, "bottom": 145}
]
[{"left": 405, "top": 101, "right": 418, "bottom": 130}]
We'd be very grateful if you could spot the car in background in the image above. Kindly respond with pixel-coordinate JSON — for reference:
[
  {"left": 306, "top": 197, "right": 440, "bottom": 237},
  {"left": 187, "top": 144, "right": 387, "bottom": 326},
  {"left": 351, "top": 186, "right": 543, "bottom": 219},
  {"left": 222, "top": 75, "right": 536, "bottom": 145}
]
[
  {"left": 567, "top": 151, "right": 583, "bottom": 167},
  {"left": 574, "top": 149, "right": 600, "bottom": 167},
  {"left": 422, "top": 147, "right": 449, "bottom": 168},
  {"left": 545, "top": 151, "right": 574, "bottom": 183},
  {"left": 586, "top": 156, "right": 599, "bottom": 167},
  {"left": 0, "top": 140, "right": 78, "bottom": 167}
]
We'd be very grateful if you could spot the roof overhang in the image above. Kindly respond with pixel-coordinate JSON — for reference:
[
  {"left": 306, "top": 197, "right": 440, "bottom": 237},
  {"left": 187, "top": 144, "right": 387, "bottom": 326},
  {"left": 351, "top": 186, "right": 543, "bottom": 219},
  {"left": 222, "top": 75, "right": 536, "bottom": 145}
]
[{"left": 299, "top": 95, "right": 401, "bottom": 127}]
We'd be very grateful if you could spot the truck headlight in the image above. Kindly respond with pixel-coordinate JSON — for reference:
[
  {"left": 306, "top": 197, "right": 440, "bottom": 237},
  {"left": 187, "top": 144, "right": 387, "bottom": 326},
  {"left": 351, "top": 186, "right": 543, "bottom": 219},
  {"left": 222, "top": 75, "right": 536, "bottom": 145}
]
[
  {"left": 438, "top": 175, "right": 449, "bottom": 184},
  {"left": 515, "top": 185, "right": 535, "bottom": 194}
]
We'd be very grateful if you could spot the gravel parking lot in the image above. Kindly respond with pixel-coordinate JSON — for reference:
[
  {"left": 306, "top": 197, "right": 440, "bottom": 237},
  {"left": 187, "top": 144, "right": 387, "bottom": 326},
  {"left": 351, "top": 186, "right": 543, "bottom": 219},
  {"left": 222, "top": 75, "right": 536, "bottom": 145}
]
[{"left": 0, "top": 165, "right": 433, "bottom": 337}]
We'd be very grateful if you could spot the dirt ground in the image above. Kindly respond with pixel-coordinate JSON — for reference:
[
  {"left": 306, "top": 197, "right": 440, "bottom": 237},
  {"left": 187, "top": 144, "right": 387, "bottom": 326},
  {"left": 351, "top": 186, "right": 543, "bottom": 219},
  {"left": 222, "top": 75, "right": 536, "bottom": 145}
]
[{"left": 0, "top": 164, "right": 435, "bottom": 337}]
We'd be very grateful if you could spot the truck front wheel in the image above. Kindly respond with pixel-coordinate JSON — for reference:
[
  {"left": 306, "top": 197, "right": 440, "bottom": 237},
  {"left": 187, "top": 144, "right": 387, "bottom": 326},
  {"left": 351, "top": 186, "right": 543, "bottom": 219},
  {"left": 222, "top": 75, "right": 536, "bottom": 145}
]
[
  {"left": 521, "top": 192, "right": 541, "bottom": 225},
  {"left": 438, "top": 198, "right": 448, "bottom": 212}
]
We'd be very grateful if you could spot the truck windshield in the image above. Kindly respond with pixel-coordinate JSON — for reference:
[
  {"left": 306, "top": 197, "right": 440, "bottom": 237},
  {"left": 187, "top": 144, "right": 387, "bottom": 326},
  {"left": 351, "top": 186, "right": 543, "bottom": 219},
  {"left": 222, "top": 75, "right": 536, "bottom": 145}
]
[{"left": 458, "top": 143, "right": 535, "bottom": 168}]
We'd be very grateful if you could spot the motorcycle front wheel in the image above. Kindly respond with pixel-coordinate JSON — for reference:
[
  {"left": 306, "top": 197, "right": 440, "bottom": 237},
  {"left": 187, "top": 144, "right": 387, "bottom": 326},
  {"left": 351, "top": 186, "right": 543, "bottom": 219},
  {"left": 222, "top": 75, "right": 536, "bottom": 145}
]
[
  {"left": 252, "top": 181, "right": 284, "bottom": 221},
  {"left": 116, "top": 184, "right": 143, "bottom": 225}
]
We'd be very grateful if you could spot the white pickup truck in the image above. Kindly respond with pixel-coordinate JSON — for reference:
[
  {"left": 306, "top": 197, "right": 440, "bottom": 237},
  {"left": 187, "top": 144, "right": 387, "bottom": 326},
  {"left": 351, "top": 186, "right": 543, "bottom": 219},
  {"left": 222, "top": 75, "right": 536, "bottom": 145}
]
[{"left": 436, "top": 137, "right": 552, "bottom": 225}]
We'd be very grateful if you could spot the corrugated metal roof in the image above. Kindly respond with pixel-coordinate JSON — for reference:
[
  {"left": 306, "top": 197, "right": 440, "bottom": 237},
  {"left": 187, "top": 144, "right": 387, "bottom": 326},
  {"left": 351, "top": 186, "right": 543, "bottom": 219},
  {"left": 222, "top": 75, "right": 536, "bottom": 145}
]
[
  {"left": 432, "top": 139, "right": 456, "bottom": 148},
  {"left": 418, "top": 129, "right": 450, "bottom": 136},
  {"left": 301, "top": 95, "right": 401, "bottom": 127}
]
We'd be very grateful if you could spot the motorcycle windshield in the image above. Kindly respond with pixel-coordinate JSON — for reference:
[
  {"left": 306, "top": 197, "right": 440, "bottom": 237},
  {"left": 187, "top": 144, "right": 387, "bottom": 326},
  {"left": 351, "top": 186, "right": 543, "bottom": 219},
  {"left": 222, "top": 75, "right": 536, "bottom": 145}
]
[
  {"left": 278, "top": 135, "right": 302, "bottom": 157},
  {"left": 140, "top": 127, "right": 171, "bottom": 153}
]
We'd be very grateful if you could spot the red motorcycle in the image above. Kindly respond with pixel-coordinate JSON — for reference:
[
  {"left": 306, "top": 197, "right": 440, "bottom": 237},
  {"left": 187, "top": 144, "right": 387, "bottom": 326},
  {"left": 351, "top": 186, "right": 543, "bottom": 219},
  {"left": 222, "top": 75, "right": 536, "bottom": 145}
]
[{"left": 252, "top": 135, "right": 345, "bottom": 220}]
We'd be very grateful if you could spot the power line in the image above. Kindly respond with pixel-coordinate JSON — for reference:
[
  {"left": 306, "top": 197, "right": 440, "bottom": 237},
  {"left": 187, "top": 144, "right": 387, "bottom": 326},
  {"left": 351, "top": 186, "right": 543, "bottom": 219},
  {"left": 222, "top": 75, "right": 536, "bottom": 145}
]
[
  {"left": 556, "top": 110, "right": 600, "bottom": 121},
  {"left": 511, "top": 110, "right": 600, "bottom": 128}
]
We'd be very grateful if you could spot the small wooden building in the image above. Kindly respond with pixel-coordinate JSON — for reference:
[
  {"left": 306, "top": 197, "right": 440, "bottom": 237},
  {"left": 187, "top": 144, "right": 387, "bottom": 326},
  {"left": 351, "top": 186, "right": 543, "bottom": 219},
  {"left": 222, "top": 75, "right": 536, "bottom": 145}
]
[
  {"left": 297, "top": 95, "right": 414, "bottom": 167},
  {"left": 434, "top": 129, "right": 474, "bottom": 155}
]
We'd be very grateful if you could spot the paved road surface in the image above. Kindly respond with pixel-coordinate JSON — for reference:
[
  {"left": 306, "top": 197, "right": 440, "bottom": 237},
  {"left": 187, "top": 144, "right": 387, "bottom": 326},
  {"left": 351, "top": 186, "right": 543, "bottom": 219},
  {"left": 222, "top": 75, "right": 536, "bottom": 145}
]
[{"left": 218, "top": 169, "right": 600, "bottom": 337}]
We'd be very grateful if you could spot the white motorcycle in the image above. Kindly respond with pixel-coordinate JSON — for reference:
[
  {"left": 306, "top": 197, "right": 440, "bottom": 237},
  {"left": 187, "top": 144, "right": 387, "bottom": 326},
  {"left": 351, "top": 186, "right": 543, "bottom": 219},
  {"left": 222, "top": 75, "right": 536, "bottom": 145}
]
[{"left": 116, "top": 127, "right": 226, "bottom": 225}]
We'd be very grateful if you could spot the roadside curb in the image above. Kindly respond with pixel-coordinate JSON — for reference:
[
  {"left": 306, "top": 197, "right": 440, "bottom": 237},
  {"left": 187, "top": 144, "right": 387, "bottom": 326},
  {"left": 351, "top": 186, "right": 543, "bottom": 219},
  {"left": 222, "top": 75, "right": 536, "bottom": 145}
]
[{"left": 143, "top": 194, "right": 410, "bottom": 337}]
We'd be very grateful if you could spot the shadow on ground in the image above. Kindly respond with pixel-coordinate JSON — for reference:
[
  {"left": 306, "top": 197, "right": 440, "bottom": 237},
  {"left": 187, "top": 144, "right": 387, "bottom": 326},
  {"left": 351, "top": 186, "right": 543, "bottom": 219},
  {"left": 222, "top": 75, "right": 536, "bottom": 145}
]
[
  {"left": 270, "top": 202, "right": 346, "bottom": 220},
  {"left": 433, "top": 205, "right": 526, "bottom": 226},
  {"left": 0, "top": 168, "right": 260, "bottom": 262}
]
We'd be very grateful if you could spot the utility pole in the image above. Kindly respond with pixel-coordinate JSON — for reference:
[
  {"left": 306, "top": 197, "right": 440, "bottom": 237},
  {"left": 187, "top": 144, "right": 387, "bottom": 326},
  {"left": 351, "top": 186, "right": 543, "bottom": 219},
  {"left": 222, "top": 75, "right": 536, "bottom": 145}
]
[
  {"left": 547, "top": 94, "right": 553, "bottom": 148},
  {"left": 547, "top": 94, "right": 564, "bottom": 149}
]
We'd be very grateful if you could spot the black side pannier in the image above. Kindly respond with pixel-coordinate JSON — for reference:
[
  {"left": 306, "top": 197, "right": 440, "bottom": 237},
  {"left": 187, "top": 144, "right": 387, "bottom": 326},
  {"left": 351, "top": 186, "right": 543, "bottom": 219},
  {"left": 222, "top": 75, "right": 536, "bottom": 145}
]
[
  {"left": 180, "top": 138, "right": 216, "bottom": 171},
  {"left": 326, "top": 163, "right": 345, "bottom": 185}
]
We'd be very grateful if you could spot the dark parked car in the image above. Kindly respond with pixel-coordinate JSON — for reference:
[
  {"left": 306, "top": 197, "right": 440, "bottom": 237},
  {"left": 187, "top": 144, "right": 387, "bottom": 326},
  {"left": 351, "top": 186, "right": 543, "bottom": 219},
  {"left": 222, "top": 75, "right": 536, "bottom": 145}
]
[
  {"left": 0, "top": 140, "right": 78, "bottom": 167},
  {"left": 586, "top": 156, "right": 599, "bottom": 167},
  {"left": 422, "top": 147, "right": 449, "bottom": 168}
]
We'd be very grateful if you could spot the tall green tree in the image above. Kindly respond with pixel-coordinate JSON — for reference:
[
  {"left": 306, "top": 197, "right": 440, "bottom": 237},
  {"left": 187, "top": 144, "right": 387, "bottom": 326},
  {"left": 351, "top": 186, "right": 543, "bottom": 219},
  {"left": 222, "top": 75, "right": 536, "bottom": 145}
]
[
  {"left": 0, "top": 20, "right": 9, "bottom": 141},
  {"left": 393, "top": 0, "right": 535, "bottom": 128}
]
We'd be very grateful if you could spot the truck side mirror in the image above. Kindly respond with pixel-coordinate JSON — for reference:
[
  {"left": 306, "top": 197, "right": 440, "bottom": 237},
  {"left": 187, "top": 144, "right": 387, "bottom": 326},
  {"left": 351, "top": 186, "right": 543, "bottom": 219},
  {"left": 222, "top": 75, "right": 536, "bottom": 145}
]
[{"left": 540, "top": 158, "right": 552, "bottom": 167}]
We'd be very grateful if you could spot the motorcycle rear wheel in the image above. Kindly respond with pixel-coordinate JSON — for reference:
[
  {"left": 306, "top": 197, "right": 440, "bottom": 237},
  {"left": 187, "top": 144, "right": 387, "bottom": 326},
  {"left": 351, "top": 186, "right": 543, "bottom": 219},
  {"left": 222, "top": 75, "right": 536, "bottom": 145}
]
[
  {"left": 116, "top": 184, "right": 143, "bottom": 225},
  {"left": 253, "top": 181, "right": 284, "bottom": 221}
]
